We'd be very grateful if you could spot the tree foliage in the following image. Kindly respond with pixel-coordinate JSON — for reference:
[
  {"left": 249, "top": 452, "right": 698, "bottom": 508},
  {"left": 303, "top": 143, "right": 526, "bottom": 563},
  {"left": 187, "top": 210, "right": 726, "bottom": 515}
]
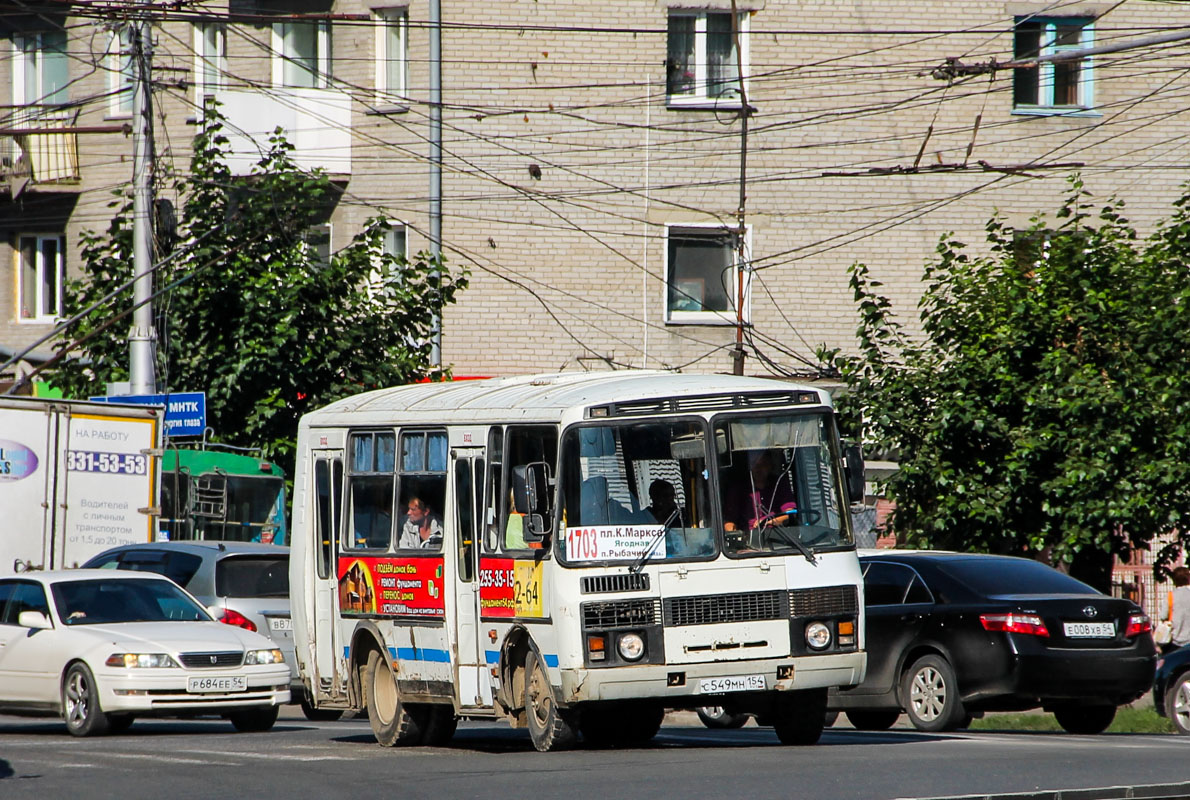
[
  {"left": 54, "top": 113, "right": 467, "bottom": 475},
  {"left": 821, "top": 178, "right": 1190, "bottom": 587}
]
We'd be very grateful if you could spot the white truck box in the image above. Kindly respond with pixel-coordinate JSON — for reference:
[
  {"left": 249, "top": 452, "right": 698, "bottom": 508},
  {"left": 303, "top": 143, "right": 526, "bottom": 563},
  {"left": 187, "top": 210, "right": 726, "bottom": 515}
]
[{"left": 0, "top": 396, "right": 162, "bottom": 572}]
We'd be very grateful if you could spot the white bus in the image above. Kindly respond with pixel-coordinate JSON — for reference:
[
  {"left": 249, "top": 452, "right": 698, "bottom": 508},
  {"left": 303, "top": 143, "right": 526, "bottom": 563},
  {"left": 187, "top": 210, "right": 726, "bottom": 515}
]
[{"left": 290, "top": 372, "right": 867, "bottom": 751}]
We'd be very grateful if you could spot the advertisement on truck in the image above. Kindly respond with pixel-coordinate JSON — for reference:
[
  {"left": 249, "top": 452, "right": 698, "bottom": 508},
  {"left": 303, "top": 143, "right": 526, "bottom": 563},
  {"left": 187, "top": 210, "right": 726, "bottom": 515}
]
[{"left": 0, "top": 396, "right": 161, "bottom": 573}]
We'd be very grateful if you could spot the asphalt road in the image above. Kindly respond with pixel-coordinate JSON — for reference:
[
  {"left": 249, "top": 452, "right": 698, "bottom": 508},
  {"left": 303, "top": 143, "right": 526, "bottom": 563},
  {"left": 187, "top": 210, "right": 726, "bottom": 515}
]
[{"left": 2, "top": 709, "right": 1189, "bottom": 800}]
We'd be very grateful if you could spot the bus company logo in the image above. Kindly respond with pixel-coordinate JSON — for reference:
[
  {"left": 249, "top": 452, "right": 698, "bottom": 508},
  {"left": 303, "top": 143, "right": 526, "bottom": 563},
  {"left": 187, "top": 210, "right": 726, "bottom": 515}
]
[{"left": 0, "top": 440, "right": 38, "bottom": 481}]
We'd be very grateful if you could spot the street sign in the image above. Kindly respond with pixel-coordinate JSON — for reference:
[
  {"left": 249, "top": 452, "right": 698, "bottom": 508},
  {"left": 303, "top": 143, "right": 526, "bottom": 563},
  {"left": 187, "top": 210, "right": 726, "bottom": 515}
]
[{"left": 88, "top": 391, "right": 207, "bottom": 437}]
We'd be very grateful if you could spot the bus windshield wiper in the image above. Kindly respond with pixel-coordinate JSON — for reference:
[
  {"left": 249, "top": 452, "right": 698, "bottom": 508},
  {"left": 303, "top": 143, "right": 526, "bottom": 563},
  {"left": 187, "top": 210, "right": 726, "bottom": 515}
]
[
  {"left": 630, "top": 507, "right": 680, "bottom": 574},
  {"left": 760, "top": 525, "right": 818, "bottom": 566}
]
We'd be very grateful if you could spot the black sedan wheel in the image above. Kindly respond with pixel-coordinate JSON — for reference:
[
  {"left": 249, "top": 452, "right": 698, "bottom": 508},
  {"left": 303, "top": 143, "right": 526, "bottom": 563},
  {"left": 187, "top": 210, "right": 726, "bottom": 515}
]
[
  {"left": 845, "top": 709, "right": 900, "bottom": 731},
  {"left": 901, "top": 655, "right": 964, "bottom": 732},
  {"left": 696, "top": 706, "right": 748, "bottom": 729},
  {"left": 1053, "top": 704, "right": 1116, "bottom": 735},
  {"left": 1166, "top": 672, "right": 1190, "bottom": 735}
]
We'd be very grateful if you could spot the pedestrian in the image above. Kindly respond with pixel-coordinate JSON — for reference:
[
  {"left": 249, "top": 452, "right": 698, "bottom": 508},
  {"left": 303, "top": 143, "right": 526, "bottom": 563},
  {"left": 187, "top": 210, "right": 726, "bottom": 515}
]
[{"left": 1165, "top": 566, "right": 1190, "bottom": 654}]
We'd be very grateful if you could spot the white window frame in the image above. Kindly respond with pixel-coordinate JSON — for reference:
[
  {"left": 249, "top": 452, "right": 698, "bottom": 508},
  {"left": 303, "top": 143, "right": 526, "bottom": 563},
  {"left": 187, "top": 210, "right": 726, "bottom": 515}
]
[
  {"left": 16, "top": 234, "right": 65, "bottom": 323},
  {"left": 107, "top": 27, "right": 134, "bottom": 117},
  {"left": 663, "top": 223, "right": 751, "bottom": 325},
  {"left": 13, "top": 30, "right": 69, "bottom": 108},
  {"left": 193, "top": 22, "right": 226, "bottom": 105},
  {"left": 666, "top": 10, "right": 748, "bottom": 109},
  {"left": 1013, "top": 17, "right": 1096, "bottom": 116},
  {"left": 373, "top": 8, "right": 408, "bottom": 101},
  {"left": 272, "top": 21, "right": 331, "bottom": 89}
]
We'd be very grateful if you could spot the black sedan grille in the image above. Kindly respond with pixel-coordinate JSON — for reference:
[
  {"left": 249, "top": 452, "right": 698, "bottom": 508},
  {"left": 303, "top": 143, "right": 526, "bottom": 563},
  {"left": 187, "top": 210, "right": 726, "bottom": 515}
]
[
  {"left": 664, "top": 591, "right": 785, "bottom": 627},
  {"left": 582, "top": 598, "right": 661, "bottom": 630},
  {"left": 179, "top": 651, "right": 244, "bottom": 668},
  {"left": 789, "top": 585, "right": 859, "bottom": 617}
]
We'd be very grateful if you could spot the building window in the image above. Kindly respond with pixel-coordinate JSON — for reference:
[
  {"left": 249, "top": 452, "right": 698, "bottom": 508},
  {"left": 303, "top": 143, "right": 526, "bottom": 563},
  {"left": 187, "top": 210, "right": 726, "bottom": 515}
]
[
  {"left": 13, "top": 29, "right": 69, "bottom": 108},
  {"left": 107, "top": 27, "right": 134, "bottom": 116},
  {"left": 1014, "top": 17, "right": 1094, "bottom": 112},
  {"left": 383, "top": 224, "right": 406, "bottom": 260},
  {"left": 273, "top": 21, "right": 331, "bottom": 89},
  {"left": 374, "top": 9, "right": 407, "bottom": 100},
  {"left": 666, "top": 11, "right": 746, "bottom": 106},
  {"left": 302, "top": 224, "right": 332, "bottom": 265},
  {"left": 665, "top": 225, "right": 749, "bottom": 324},
  {"left": 17, "top": 234, "right": 65, "bottom": 322},
  {"left": 193, "top": 22, "right": 226, "bottom": 104}
]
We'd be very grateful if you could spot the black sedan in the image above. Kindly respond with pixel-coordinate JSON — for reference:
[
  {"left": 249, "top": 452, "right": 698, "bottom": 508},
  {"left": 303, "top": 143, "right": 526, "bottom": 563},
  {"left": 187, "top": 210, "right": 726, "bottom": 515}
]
[
  {"left": 1153, "top": 644, "right": 1190, "bottom": 734},
  {"left": 827, "top": 551, "right": 1157, "bottom": 734}
]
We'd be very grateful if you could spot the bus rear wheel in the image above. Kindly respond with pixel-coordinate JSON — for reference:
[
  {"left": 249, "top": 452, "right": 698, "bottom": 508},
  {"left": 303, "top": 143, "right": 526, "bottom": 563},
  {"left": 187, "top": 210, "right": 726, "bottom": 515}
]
[
  {"left": 525, "top": 651, "right": 577, "bottom": 752},
  {"left": 365, "top": 649, "right": 423, "bottom": 746},
  {"left": 772, "top": 688, "right": 827, "bottom": 745},
  {"left": 580, "top": 702, "right": 664, "bottom": 747}
]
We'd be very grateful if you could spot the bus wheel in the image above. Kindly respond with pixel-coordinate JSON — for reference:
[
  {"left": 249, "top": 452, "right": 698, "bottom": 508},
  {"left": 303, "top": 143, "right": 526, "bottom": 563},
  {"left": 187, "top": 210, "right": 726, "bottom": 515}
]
[
  {"left": 365, "top": 650, "right": 423, "bottom": 746},
  {"left": 421, "top": 705, "right": 458, "bottom": 746},
  {"left": 772, "top": 688, "right": 827, "bottom": 745},
  {"left": 580, "top": 702, "right": 662, "bottom": 747},
  {"left": 525, "top": 651, "right": 577, "bottom": 752}
]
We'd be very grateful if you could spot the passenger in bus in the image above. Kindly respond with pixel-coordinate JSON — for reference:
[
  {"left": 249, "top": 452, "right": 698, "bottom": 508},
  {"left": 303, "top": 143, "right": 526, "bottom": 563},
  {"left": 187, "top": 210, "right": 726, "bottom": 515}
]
[
  {"left": 723, "top": 450, "right": 797, "bottom": 532},
  {"left": 398, "top": 497, "right": 444, "bottom": 549}
]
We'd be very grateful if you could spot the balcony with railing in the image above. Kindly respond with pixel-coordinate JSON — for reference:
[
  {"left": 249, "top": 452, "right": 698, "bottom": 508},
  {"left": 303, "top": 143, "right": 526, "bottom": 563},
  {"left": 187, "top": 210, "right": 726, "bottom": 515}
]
[
  {"left": 0, "top": 106, "right": 81, "bottom": 191},
  {"left": 214, "top": 88, "right": 351, "bottom": 176}
]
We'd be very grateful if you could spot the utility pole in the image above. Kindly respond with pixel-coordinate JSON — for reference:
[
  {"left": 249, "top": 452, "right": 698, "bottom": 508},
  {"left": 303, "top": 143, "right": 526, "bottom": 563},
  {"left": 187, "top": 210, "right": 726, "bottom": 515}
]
[
  {"left": 128, "top": 15, "right": 156, "bottom": 395},
  {"left": 428, "top": 0, "right": 443, "bottom": 368},
  {"left": 730, "top": 0, "right": 749, "bottom": 376}
]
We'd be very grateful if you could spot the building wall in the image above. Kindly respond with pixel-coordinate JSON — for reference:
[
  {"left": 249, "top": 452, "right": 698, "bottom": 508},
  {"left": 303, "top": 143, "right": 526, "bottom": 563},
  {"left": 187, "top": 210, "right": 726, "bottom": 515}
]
[{"left": 1, "top": 1, "right": 1187, "bottom": 381}]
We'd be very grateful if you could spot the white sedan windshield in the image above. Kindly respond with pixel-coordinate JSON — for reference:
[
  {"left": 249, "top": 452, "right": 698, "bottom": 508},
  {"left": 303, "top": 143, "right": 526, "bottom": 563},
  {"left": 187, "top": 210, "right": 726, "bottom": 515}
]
[{"left": 51, "top": 579, "right": 210, "bottom": 625}]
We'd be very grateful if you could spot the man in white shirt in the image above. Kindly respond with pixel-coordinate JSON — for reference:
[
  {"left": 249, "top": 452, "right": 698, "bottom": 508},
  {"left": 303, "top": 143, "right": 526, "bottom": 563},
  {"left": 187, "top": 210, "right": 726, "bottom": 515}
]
[{"left": 398, "top": 497, "right": 443, "bottom": 550}]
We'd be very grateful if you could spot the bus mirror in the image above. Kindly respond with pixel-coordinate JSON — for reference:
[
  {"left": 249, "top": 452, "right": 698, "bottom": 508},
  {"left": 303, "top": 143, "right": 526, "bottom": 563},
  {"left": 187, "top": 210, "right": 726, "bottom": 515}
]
[
  {"left": 843, "top": 442, "right": 864, "bottom": 504},
  {"left": 513, "top": 463, "right": 551, "bottom": 544}
]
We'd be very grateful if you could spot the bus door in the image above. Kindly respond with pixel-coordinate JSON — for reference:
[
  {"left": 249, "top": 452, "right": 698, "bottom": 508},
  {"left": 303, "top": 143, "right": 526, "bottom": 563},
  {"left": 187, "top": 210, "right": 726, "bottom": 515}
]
[
  {"left": 450, "top": 447, "right": 490, "bottom": 708},
  {"left": 311, "top": 450, "right": 347, "bottom": 701}
]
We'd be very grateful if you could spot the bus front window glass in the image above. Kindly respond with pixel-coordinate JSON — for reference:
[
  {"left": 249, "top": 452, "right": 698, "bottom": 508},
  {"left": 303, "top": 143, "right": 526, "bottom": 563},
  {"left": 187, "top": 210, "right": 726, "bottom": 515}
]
[
  {"left": 714, "top": 412, "right": 851, "bottom": 557},
  {"left": 558, "top": 419, "right": 715, "bottom": 565},
  {"left": 347, "top": 431, "right": 396, "bottom": 550}
]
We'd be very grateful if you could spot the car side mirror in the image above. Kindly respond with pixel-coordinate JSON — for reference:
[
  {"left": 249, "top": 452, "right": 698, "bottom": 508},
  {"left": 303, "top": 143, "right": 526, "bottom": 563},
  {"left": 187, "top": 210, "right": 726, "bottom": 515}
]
[
  {"left": 843, "top": 442, "right": 865, "bottom": 504},
  {"left": 18, "top": 610, "right": 52, "bottom": 630}
]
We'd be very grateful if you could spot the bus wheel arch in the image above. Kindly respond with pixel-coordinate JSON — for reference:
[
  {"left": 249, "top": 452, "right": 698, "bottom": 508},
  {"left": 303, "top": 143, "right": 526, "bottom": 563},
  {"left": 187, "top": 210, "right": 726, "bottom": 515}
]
[
  {"left": 498, "top": 626, "right": 534, "bottom": 722},
  {"left": 348, "top": 623, "right": 388, "bottom": 709}
]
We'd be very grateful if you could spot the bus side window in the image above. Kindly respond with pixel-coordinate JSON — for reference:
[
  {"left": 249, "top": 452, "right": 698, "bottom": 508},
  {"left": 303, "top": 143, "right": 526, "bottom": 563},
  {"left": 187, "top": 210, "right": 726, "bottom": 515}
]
[
  {"left": 503, "top": 425, "right": 557, "bottom": 552},
  {"left": 483, "top": 428, "right": 503, "bottom": 553},
  {"left": 454, "top": 459, "right": 475, "bottom": 582},
  {"left": 346, "top": 432, "right": 396, "bottom": 551},
  {"left": 396, "top": 430, "right": 447, "bottom": 552}
]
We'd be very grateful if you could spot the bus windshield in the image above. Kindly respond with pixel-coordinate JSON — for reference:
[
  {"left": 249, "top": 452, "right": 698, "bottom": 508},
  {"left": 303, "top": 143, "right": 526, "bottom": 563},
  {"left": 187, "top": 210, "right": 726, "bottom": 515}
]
[
  {"left": 714, "top": 411, "right": 852, "bottom": 557},
  {"left": 558, "top": 419, "right": 715, "bottom": 565}
]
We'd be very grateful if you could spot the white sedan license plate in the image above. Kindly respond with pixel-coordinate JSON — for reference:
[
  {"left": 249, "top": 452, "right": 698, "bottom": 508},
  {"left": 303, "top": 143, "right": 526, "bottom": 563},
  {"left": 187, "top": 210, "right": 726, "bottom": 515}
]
[
  {"left": 1063, "top": 621, "right": 1115, "bottom": 638},
  {"left": 269, "top": 617, "right": 292, "bottom": 632},
  {"left": 187, "top": 675, "right": 247, "bottom": 693},
  {"left": 699, "top": 674, "right": 766, "bottom": 694}
]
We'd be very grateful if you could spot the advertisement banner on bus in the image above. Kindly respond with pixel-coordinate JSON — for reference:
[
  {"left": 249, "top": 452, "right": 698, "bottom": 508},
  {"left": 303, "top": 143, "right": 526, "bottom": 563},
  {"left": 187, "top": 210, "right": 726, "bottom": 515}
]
[
  {"left": 479, "top": 557, "right": 545, "bottom": 619},
  {"left": 337, "top": 556, "right": 445, "bottom": 618}
]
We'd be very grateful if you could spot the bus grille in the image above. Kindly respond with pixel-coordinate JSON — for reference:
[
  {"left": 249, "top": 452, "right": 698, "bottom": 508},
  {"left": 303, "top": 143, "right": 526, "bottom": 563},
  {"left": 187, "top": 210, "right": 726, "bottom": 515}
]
[
  {"left": 582, "top": 598, "right": 661, "bottom": 629},
  {"left": 179, "top": 651, "right": 244, "bottom": 668},
  {"left": 664, "top": 591, "right": 785, "bottom": 627},
  {"left": 788, "top": 585, "right": 859, "bottom": 617},
  {"left": 581, "top": 573, "right": 651, "bottom": 594}
]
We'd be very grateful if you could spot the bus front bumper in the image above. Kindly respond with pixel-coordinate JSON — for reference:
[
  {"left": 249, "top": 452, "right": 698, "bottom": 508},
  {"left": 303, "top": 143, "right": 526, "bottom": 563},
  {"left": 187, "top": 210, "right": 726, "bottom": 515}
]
[{"left": 558, "top": 651, "right": 866, "bottom": 704}]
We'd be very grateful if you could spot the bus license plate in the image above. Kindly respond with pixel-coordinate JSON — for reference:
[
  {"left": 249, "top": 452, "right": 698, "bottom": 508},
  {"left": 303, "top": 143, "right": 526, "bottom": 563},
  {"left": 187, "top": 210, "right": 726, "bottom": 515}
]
[
  {"left": 269, "top": 617, "right": 292, "bottom": 632},
  {"left": 1063, "top": 622, "right": 1115, "bottom": 638},
  {"left": 187, "top": 676, "right": 247, "bottom": 693},
  {"left": 699, "top": 674, "right": 766, "bottom": 694}
]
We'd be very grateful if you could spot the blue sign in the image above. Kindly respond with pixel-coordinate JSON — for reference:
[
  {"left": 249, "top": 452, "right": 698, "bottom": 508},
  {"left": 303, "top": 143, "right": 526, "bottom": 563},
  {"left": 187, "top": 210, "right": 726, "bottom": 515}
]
[{"left": 88, "top": 392, "right": 207, "bottom": 437}]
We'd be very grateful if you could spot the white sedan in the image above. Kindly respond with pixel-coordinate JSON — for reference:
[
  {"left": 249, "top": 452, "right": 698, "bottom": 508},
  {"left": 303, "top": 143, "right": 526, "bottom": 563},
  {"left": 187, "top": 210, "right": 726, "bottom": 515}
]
[{"left": 0, "top": 569, "right": 291, "bottom": 736}]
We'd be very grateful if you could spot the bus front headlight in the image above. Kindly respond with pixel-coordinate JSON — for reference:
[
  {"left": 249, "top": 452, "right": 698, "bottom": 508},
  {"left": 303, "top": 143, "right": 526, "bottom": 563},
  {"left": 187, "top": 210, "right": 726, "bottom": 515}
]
[
  {"left": 617, "top": 632, "right": 645, "bottom": 661},
  {"left": 805, "top": 622, "right": 831, "bottom": 650}
]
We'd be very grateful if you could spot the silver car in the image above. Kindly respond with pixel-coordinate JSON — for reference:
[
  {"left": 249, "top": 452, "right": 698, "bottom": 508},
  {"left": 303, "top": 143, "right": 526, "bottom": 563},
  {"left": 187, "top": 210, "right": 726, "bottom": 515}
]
[{"left": 83, "top": 541, "right": 341, "bottom": 721}]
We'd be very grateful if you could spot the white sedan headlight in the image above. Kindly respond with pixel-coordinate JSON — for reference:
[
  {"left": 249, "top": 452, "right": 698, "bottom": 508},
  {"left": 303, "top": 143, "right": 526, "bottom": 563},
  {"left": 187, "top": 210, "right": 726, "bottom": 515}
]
[
  {"left": 105, "top": 653, "right": 179, "bottom": 668},
  {"left": 245, "top": 648, "right": 285, "bottom": 665}
]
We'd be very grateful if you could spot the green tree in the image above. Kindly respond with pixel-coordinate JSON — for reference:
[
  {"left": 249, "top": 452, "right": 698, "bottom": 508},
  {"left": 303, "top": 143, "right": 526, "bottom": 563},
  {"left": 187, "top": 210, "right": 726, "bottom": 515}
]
[
  {"left": 54, "top": 113, "right": 467, "bottom": 475},
  {"left": 821, "top": 179, "right": 1190, "bottom": 589}
]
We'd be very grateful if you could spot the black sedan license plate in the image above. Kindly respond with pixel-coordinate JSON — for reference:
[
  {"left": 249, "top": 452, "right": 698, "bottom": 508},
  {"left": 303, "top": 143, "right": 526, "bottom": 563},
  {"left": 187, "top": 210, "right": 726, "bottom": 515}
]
[
  {"left": 1063, "top": 621, "right": 1115, "bottom": 638},
  {"left": 187, "top": 675, "right": 247, "bottom": 693}
]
